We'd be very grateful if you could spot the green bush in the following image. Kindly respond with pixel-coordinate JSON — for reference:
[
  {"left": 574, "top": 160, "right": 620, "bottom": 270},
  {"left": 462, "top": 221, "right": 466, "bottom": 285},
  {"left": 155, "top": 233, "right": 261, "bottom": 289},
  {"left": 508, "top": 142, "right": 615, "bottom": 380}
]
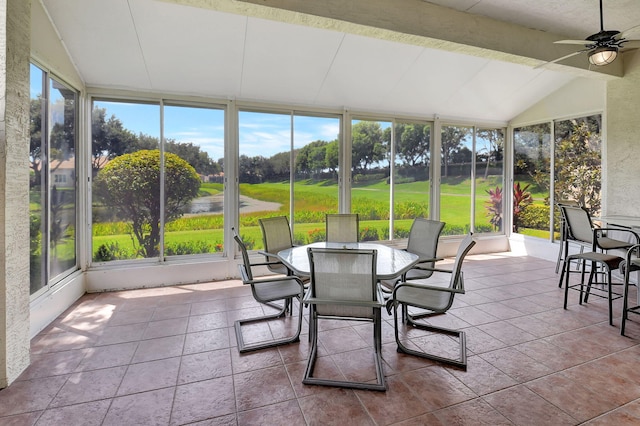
[
  {"left": 165, "top": 240, "right": 213, "bottom": 255},
  {"left": 519, "top": 204, "right": 550, "bottom": 230},
  {"left": 93, "top": 242, "right": 135, "bottom": 261},
  {"left": 360, "top": 227, "right": 379, "bottom": 241},
  {"left": 307, "top": 228, "right": 325, "bottom": 243}
]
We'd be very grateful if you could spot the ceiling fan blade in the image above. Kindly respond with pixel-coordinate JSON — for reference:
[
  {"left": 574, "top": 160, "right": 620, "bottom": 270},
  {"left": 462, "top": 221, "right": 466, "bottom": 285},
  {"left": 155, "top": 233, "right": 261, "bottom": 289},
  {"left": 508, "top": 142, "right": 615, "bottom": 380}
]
[
  {"left": 534, "top": 50, "right": 585, "bottom": 69},
  {"left": 621, "top": 40, "right": 640, "bottom": 49},
  {"left": 554, "top": 39, "right": 590, "bottom": 45},
  {"left": 619, "top": 24, "right": 640, "bottom": 39}
]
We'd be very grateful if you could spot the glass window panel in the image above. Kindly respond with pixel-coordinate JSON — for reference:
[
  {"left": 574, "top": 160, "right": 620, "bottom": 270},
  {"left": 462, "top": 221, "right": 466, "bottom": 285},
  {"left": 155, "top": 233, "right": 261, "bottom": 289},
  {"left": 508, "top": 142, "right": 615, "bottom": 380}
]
[
  {"left": 91, "top": 100, "right": 160, "bottom": 261},
  {"left": 351, "top": 119, "right": 391, "bottom": 241},
  {"left": 393, "top": 122, "right": 430, "bottom": 239},
  {"left": 238, "top": 110, "right": 291, "bottom": 250},
  {"left": 440, "top": 125, "right": 473, "bottom": 235},
  {"left": 29, "top": 64, "right": 45, "bottom": 294},
  {"left": 554, "top": 115, "right": 602, "bottom": 217},
  {"left": 475, "top": 128, "right": 504, "bottom": 234},
  {"left": 48, "top": 79, "right": 77, "bottom": 280},
  {"left": 163, "top": 105, "right": 225, "bottom": 257},
  {"left": 293, "top": 114, "right": 340, "bottom": 243},
  {"left": 513, "top": 123, "right": 551, "bottom": 237}
]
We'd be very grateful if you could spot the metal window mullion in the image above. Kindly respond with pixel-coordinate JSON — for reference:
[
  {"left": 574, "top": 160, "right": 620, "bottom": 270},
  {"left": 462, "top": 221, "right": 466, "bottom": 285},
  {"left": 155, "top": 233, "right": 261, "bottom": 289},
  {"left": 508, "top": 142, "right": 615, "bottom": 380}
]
[
  {"left": 159, "top": 100, "right": 165, "bottom": 262},
  {"left": 389, "top": 119, "right": 395, "bottom": 241},
  {"left": 470, "top": 126, "right": 477, "bottom": 233}
]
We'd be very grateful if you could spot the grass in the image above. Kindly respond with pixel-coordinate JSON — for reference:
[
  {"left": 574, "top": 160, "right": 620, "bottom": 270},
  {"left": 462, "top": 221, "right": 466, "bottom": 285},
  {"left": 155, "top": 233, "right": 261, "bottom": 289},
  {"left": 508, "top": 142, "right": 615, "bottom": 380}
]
[{"left": 88, "top": 175, "right": 548, "bottom": 260}]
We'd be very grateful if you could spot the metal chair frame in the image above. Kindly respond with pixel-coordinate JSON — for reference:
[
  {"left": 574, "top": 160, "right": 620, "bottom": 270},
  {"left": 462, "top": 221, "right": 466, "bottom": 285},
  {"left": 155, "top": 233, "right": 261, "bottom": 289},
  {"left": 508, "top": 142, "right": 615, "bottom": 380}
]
[
  {"left": 303, "top": 247, "right": 386, "bottom": 391},
  {"left": 388, "top": 233, "right": 475, "bottom": 369},
  {"left": 232, "top": 228, "right": 305, "bottom": 353}
]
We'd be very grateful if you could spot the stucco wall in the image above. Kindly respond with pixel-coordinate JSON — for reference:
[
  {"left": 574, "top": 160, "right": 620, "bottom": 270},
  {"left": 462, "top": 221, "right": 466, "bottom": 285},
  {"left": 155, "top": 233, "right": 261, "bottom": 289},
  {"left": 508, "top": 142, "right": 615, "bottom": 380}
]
[
  {"left": 0, "top": 0, "right": 31, "bottom": 387},
  {"left": 605, "top": 50, "right": 640, "bottom": 217}
]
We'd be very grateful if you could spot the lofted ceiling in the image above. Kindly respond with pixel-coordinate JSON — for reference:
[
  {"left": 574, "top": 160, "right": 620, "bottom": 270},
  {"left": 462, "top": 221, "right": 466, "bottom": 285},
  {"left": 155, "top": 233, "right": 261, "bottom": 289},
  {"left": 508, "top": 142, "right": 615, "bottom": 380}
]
[{"left": 40, "top": 0, "right": 640, "bottom": 122}]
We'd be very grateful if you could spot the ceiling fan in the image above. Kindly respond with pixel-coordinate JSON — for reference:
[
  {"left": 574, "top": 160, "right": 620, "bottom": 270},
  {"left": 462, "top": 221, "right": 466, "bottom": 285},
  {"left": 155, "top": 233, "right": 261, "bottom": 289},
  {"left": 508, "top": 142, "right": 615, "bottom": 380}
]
[{"left": 548, "top": 0, "right": 640, "bottom": 66}]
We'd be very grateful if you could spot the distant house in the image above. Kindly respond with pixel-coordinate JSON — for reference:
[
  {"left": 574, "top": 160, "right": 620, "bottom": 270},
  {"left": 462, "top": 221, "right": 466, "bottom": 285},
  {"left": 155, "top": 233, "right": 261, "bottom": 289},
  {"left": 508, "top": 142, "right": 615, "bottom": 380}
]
[{"left": 49, "top": 158, "right": 76, "bottom": 189}]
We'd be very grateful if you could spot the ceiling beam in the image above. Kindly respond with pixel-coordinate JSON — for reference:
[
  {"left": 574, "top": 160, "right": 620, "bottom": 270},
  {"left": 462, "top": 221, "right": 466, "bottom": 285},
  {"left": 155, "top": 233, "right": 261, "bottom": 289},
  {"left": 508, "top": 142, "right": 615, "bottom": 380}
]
[{"left": 164, "top": 0, "right": 623, "bottom": 79}]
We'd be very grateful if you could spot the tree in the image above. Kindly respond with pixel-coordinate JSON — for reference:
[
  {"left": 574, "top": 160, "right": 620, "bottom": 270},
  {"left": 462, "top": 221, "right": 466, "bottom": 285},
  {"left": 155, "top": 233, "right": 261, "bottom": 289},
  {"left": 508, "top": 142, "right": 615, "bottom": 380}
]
[
  {"left": 477, "top": 129, "right": 504, "bottom": 178},
  {"left": 554, "top": 117, "right": 601, "bottom": 215},
  {"left": 93, "top": 150, "right": 201, "bottom": 257},
  {"left": 91, "top": 108, "right": 137, "bottom": 175},
  {"left": 325, "top": 140, "right": 339, "bottom": 174},
  {"left": 352, "top": 121, "right": 388, "bottom": 171},
  {"left": 395, "top": 123, "right": 430, "bottom": 167},
  {"left": 441, "top": 126, "right": 470, "bottom": 177}
]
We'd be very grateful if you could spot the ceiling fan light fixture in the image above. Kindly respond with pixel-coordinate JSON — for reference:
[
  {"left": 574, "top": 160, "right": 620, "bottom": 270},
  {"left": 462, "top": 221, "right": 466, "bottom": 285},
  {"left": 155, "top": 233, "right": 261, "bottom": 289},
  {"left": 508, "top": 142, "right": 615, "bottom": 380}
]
[{"left": 588, "top": 46, "right": 618, "bottom": 66}]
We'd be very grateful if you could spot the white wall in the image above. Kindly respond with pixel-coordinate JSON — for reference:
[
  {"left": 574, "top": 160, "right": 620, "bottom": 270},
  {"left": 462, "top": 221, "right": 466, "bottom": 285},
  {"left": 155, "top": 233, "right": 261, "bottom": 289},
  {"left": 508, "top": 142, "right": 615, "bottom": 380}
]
[{"left": 510, "top": 77, "right": 605, "bottom": 126}]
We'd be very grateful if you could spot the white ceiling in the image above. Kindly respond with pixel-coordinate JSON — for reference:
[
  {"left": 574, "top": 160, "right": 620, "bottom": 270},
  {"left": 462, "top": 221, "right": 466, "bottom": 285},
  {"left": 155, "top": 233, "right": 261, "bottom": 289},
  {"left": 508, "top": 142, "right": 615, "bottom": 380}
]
[{"left": 40, "top": 0, "right": 640, "bottom": 122}]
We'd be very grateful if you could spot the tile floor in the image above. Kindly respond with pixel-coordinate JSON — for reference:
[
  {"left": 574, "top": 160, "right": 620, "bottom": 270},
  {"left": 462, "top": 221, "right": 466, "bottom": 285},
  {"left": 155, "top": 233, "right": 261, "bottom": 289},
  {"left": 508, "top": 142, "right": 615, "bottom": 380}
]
[{"left": 2, "top": 253, "right": 640, "bottom": 425}]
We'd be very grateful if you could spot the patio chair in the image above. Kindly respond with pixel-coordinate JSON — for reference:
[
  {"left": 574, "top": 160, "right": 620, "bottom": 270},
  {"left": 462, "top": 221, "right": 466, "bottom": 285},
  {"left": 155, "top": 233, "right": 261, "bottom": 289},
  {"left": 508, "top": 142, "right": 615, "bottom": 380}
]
[
  {"left": 325, "top": 213, "right": 359, "bottom": 243},
  {"left": 232, "top": 227, "right": 305, "bottom": 352},
  {"left": 557, "top": 204, "right": 637, "bottom": 288},
  {"left": 387, "top": 233, "right": 475, "bottom": 369},
  {"left": 559, "top": 205, "right": 639, "bottom": 326},
  {"left": 258, "top": 216, "right": 295, "bottom": 275},
  {"left": 303, "top": 247, "right": 386, "bottom": 391},
  {"left": 555, "top": 200, "right": 586, "bottom": 274},
  {"left": 621, "top": 244, "right": 640, "bottom": 335},
  {"left": 380, "top": 218, "right": 445, "bottom": 292}
]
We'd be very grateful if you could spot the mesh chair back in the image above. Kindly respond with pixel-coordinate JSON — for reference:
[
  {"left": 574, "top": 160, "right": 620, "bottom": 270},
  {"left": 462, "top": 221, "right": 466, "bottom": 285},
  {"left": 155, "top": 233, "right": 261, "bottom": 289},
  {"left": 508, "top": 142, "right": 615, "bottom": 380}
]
[
  {"left": 326, "top": 214, "right": 359, "bottom": 242},
  {"left": 232, "top": 228, "right": 253, "bottom": 281},
  {"left": 259, "top": 215, "right": 294, "bottom": 254},
  {"left": 449, "top": 233, "right": 476, "bottom": 290},
  {"left": 560, "top": 204, "right": 594, "bottom": 245},
  {"left": 407, "top": 218, "right": 445, "bottom": 262},
  {"left": 308, "top": 248, "right": 377, "bottom": 319}
]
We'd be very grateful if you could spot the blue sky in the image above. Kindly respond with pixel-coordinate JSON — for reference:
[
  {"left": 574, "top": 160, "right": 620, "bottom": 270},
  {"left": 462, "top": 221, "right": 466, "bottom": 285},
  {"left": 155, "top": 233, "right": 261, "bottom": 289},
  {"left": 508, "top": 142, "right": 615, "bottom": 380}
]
[{"left": 95, "top": 101, "right": 340, "bottom": 162}]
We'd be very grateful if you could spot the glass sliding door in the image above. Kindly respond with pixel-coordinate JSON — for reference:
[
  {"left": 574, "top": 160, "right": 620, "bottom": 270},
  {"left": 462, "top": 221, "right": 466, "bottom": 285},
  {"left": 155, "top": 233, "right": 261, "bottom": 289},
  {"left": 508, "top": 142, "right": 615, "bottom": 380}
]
[
  {"left": 163, "top": 104, "right": 225, "bottom": 257},
  {"left": 440, "top": 125, "right": 473, "bottom": 235},
  {"left": 351, "top": 119, "right": 391, "bottom": 241},
  {"left": 513, "top": 123, "right": 551, "bottom": 237},
  {"left": 91, "top": 100, "right": 161, "bottom": 261},
  {"left": 393, "top": 121, "right": 431, "bottom": 238},
  {"left": 29, "top": 63, "right": 79, "bottom": 295}
]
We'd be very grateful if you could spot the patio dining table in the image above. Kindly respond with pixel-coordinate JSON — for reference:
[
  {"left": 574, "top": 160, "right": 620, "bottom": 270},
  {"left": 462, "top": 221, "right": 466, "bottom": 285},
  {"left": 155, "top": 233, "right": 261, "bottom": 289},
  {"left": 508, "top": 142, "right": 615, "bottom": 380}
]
[{"left": 277, "top": 241, "right": 419, "bottom": 281}]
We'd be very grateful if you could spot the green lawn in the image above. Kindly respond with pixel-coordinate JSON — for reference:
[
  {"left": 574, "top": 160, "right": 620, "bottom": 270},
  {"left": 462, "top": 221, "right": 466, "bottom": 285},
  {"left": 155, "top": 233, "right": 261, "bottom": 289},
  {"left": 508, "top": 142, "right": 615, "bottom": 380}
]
[{"left": 91, "top": 175, "right": 549, "bottom": 260}]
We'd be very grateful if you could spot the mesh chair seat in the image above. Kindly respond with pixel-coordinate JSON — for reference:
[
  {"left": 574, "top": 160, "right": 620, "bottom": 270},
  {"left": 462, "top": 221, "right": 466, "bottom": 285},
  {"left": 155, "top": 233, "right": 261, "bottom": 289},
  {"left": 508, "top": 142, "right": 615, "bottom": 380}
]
[
  {"left": 253, "top": 279, "right": 305, "bottom": 302},
  {"left": 394, "top": 278, "right": 454, "bottom": 313}
]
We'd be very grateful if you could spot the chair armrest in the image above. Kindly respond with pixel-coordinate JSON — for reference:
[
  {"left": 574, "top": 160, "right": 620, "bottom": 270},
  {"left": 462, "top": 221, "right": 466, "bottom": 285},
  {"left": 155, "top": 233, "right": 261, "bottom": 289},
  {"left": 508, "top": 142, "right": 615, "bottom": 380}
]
[
  {"left": 244, "top": 275, "right": 304, "bottom": 287},
  {"left": 595, "top": 227, "right": 640, "bottom": 246},
  {"left": 257, "top": 250, "right": 282, "bottom": 260},
  {"left": 405, "top": 267, "right": 453, "bottom": 276},
  {"left": 303, "top": 284, "right": 386, "bottom": 308},
  {"left": 394, "top": 280, "right": 465, "bottom": 295}
]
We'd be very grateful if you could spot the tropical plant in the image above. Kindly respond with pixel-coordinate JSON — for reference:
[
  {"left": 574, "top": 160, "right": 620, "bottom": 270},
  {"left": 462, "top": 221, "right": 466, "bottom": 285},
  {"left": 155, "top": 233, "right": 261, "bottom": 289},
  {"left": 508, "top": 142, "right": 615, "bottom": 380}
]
[
  {"left": 485, "top": 182, "right": 533, "bottom": 233},
  {"left": 513, "top": 182, "right": 533, "bottom": 233}
]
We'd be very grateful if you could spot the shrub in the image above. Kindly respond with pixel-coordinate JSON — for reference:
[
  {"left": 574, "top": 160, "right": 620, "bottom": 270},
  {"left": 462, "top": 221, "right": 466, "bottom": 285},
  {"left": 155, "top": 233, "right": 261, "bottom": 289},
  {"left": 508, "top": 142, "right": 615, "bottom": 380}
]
[
  {"left": 165, "top": 240, "right": 213, "bottom": 256},
  {"left": 307, "top": 228, "right": 325, "bottom": 243},
  {"left": 93, "top": 242, "right": 135, "bottom": 261},
  {"left": 519, "top": 204, "right": 550, "bottom": 230},
  {"left": 360, "top": 227, "right": 379, "bottom": 241}
]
